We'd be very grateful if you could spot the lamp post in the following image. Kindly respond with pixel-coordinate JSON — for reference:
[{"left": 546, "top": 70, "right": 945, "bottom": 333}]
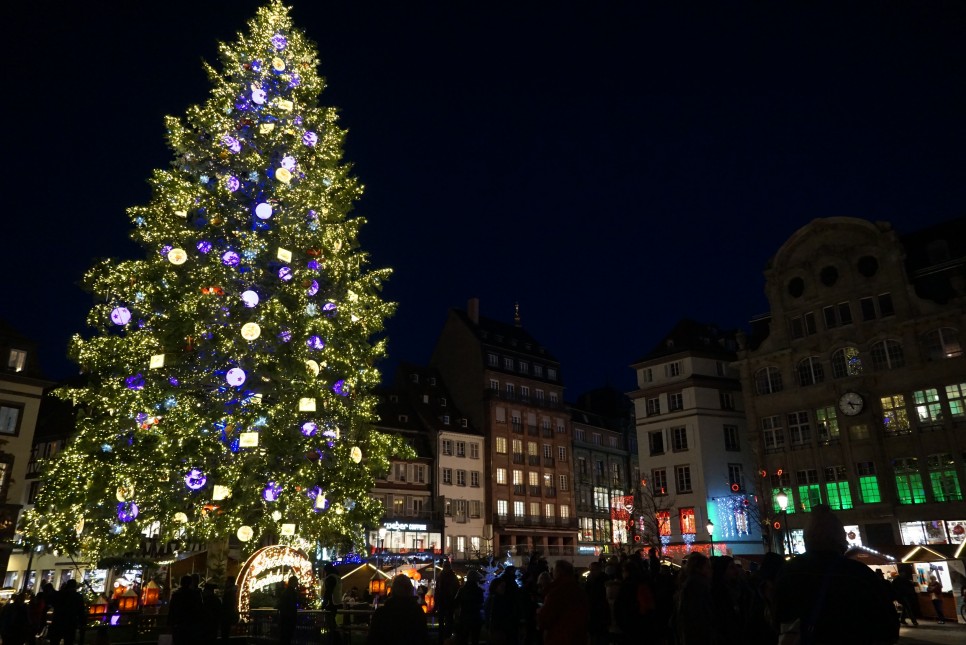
[
  {"left": 377, "top": 527, "right": 387, "bottom": 570},
  {"left": 706, "top": 519, "right": 715, "bottom": 557},
  {"left": 775, "top": 489, "right": 791, "bottom": 555}
]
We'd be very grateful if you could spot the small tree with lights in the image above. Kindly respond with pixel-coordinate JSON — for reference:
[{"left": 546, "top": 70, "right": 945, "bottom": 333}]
[{"left": 23, "top": 0, "right": 410, "bottom": 564}]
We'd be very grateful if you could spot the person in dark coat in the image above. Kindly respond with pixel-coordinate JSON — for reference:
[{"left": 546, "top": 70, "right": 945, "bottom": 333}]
[
  {"left": 201, "top": 583, "right": 222, "bottom": 642},
  {"left": 537, "top": 560, "right": 589, "bottom": 645},
  {"left": 435, "top": 560, "right": 459, "bottom": 643},
  {"left": 168, "top": 575, "right": 203, "bottom": 645},
  {"left": 366, "top": 574, "right": 427, "bottom": 644},
  {"left": 277, "top": 575, "right": 301, "bottom": 645},
  {"left": 454, "top": 570, "right": 485, "bottom": 645},
  {"left": 220, "top": 577, "right": 240, "bottom": 642},
  {"left": 49, "top": 580, "right": 85, "bottom": 645},
  {"left": 774, "top": 505, "right": 898, "bottom": 644},
  {"left": 0, "top": 593, "right": 31, "bottom": 645},
  {"left": 486, "top": 566, "right": 521, "bottom": 645},
  {"left": 891, "top": 567, "right": 919, "bottom": 626},
  {"left": 584, "top": 561, "right": 610, "bottom": 645}
]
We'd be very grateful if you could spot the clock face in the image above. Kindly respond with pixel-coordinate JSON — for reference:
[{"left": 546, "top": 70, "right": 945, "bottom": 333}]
[{"left": 839, "top": 392, "right": 864, "bottom": 416}]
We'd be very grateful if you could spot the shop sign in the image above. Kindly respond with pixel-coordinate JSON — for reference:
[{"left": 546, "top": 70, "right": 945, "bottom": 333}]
[{"left": 236, "top": 545, "right": 315, "bottom": 615}]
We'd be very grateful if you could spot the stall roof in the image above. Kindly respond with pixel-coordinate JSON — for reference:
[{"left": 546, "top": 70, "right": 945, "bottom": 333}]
[
  {"left": 901, "top": 543, "right": 966, "bottom": 562},
  {"left": 845, "top": 545, "right": 900, "bottom": 566}
]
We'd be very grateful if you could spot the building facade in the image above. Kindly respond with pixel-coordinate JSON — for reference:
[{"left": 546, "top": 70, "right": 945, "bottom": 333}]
[
  {"left": 630, "top": 320, "right": 764, "bottom": 562},
  {"left": 734, "top": 217, "right": 966, "bottom": 554},
  {"left": 431, "top": 300, "right": 576, "bottom": 559}
]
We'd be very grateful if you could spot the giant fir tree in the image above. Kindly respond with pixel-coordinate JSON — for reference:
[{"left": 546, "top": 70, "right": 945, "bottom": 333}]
[{"left": 23, "top": 0, "right": 409, "bottom": 563}]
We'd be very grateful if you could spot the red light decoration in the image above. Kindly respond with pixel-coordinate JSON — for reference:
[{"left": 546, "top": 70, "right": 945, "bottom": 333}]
[
  {"left": 773, "top": 521, "right": 781, "bottom": 529},
  {"left": 730, "top": 483, "right": 740, "bottom": 492},
  {"left": 776, "top": 468, "right": 783, "bottom": 476}
]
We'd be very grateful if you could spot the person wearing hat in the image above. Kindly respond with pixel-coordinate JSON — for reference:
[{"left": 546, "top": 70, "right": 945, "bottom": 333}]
[
  {"left": 366, "top": 574, "right": 428, "bottom": 644},
  {"left": 774, "top": 505, "right": 898, "bottom": 644}
]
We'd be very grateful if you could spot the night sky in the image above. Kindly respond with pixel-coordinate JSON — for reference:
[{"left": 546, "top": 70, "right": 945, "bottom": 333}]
[{"left": 6, "top": 1, "right": 966, "bottom": 398}]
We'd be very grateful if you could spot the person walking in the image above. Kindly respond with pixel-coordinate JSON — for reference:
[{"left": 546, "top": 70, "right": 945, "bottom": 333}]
[
  {"left": 774, "top": 505, "right": 898, "bottom": 644},
  {"left": 48, "top": 580, "right": 85, "bottom": 645},
  {"left": 926, "top": 575, "right": 947, "bottom": 624},
  {"left": 366, "top": 574, "right": 428, "bottom": 644},
  {"left": 891, "top": 567, "right": 919, "bottom": 627}
]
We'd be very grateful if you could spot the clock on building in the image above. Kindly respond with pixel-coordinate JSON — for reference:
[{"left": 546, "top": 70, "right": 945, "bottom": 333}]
[{"left": 838, "top": 391, "right": 864, "bottom": 416}]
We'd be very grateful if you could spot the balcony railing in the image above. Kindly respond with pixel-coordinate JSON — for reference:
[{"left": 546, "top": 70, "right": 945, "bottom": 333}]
[
  {"left": 544, "top": 487, "right": 557, "bottom": 498},
  {"left": 511, "top": 422, "right": 523, "bottom": 434},
  {"left": 513, "top": 484, "right": 526, "bottom": 495},
  {"left": 543, "top": 457, "right": 555, "bottom": 467},
  {"left": 528, "top": 456, "right": 541, "bottom": 466},
  {"left": 529, "top": 485, "right": 541, "bottom": 497},
  {"left": 542, "top": 427, "right": 554, "bottom": 438},
  {"left": 528, "top": 425, "right": 539, "bottom": 436},
  {"left": 512, "top": 453, "right": 525, "bottom": 464}
]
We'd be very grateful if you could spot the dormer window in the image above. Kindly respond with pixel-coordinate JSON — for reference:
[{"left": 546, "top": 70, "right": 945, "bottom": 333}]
[{"left": 7, "top": 350, "right": 26, "bottom": 373}]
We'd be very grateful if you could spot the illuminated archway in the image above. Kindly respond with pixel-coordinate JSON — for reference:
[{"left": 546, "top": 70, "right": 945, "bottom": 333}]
[{"left": 236, "top": 545, "right": 316, "bottom": 615}]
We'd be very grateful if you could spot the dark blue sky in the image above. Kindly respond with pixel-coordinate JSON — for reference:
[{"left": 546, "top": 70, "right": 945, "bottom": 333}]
[{"left": 6, "top": 1, "right": 966, "bottom": 397}]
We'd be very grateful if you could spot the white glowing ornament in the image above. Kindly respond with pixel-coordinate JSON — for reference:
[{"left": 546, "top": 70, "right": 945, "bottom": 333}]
[
  {"left": 305, "top": 360, "right": 320, "bottom": 377},
  {"left": 174, "top": 512, "right": 189, "bottom": 523},
  {"left": 116, "top": 481, "right": 135, "bottom": 502},
  {"left": 241, "top": 323, "right": 261, "bottom": 340},
  {"left": 260, "top": 123, "right": 275, "bottom": 134},
  {"left": 226, "top": 368, "right": 247, "bottom": 386},
  {"left": 167, "top": 248, "right": 187, "bottom": 265},
  {"left": 149, "top": 354, "right": 165, "bottom": 369},
  {"left": 299, "top": 398, "right": 316, "bottom": 412},
  {"left": 241, "top": 290, "right": 259, "bottom": 307},
  {"left": 174, "top": 209, "right": 187, "bottom": 218},
  {"left": 281, "top": 523, "right": 296, "bottom": 536},
  {"left": 275, "top": 167, "right": 292, "bottom": 184},
  {"left": 350, "top": 447, "right": 363, "bottom": 464},
  {"left": 239, "top": 432, "right": 259, "bottom": 448},
  {"left": 272, "top": 57, "right": 286, "bottom": 71},
  {"left": 271, "top": 510, "right": 282, "bottom": 522},
  {"left": 75, "top": 518, "right": 85, "bottom": 536},
  {"left": 277, "top": 248, "right": 292, "bottom": 262},
  {"left": 255, "top": 203, "right": 273, "bottom": 220},
  {"left": 213, "top": 485, "right": 231, "bottom": 501},
  {"left": 237, "top": 525, "right": 253, "bottom": 542}
]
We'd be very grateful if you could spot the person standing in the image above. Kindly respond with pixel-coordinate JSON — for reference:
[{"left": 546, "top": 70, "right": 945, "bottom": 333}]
[
  {"left": 49, "top": 580, "right": 85, "bottom": 645},
  {"left": 168, "top": 575, "right": 203, "bottom": 645},
  {"left": 891, "top": 567, "right": 919, "bottom": 627},
  {"left": 366, "top": 574, "right": 428, "bottom": 644},
  {"left": 435, "top": 560, "right": 459, "bottom": 643},
  {"left": 201, "top": 583, "right": 222, "bottom": 642},
  {"left": 537, "top": 559, "right": 589, "bottom": 645},
  {"left": 454, "top": 570, "right": 484, "bottom": 645},
  {"left": 673, "top": 552, "right": 716, "bottom": 645},
  {"left": 277, "top": 575, "right": 301, "bottom": 645},
  {"left": 926, "top": 575, "right": 947, "bottom": 624},
  {"left": 774, "top": 505, "right": 898, "bottom": 644},
  {"left": 220, "top": 577, "right": 240, "bottom": 642},
  {"left": 321, "top": 564, "right": 343, "bottom": 644}
]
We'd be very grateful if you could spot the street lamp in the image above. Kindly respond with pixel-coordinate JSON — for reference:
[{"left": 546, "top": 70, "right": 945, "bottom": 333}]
[
  {"left": 377, "top": 527, "right": 387, "bottom": 570},
  {"left": 775, "top": 489, "right": 791, "bottom": 555},
  {"left": 706, "top": 519, "right": 715, "bottom": 557}
]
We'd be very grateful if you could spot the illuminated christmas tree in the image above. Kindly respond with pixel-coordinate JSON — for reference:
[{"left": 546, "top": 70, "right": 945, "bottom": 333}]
[{"left": 24, "top": 0, "right": 408, "bottom": 562}]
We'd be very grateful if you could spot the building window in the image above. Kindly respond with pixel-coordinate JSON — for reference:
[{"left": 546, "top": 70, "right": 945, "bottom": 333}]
[
  {"left": 519, "top": 361, "right": 529, "bottom": 374},
  {"left": 679, "top": 507, "right": 695, "bottom": 534},
  {"left": 762, "top": 416, "right": 785, "bottom": 452},
  {"left": 877, "top": 293, "right": 894, "bottom": 317},
  {"left": 824, "top": 303, "right": 853, "bottom": 329},
  {"left": 506, "top": 383, "right": 515, "bottom": 396},
  {"left": 442, "top": 468, "right": 453, "bottom": 485},
  {"left": 657, "top": 510, "right": 671, "bottom": 536},
  {"left": 488, "top": 353, "right": 498, "bottom": 367},
  {"left": 544, "top": 367, "right": 556, "bottom": 381},
  {"left": 675, "top": 465, "right": 692, "bottom": 493},
  {"left": 754, "top": 367, "right": 783, "bottom": 395},
  {"left": 513, "top": 470, "right": 524, "bottom": 486},
  {"left": 545, "top": 503, "right": 555, "bottom": 518},
  {"left": 914, "top": 389, "right": 943, "bottom": 426},
  {"left": 797, "top": 357, "right": 825, "bottom": 386},
  {"left": 549, "top": 392, "right": 558, "bottom": 404},
  {"left": 7, "top": 349, "right": 26, "bottom": 373},
  {"left": 824, "top": 465, "right": 853, "bottom": 510},
  {"left": 520, "top": 386, "right": 530, "bottom": 400},
  {"left": 534, "top": 365, "right": 544, "bottom": 377},
  {"left": 723, "top": 425, "right": 740, "bottom": 451},
  {"left": 666, "top": 362, "right": 681, "bottom": 377},
  {"left": 496, "top": 468, "right": 507, "bottom": 485},
  {"left": 592, "top": 433, "right": 602, "bottom": 446},
  {"left": 880, "top": 394, "right": 910, "bottom": 435},
  {"left": 557, "top": 446, "right": 567, "bottom": 461},
  {"left": 489, "top": 379, "right": 499, "bottom": 391},
  {"left": 413, "top": 465, "right": 426, "bottom": 483},
  {"left": 514, "top": 501, "right": 525, "bottom": 517},
  {"left": 947, "top": 383, "right": 966, "bottom": 419},
  {"left": 0, "top": 404, "right": 22, "bottom": 436},
  {"left": 556, "top": 423, "right": 566, "bottom": 434},
  {"left": 470, "top": 501, "right": 482, "bottom": 518},
  {"left": 787, "top": 411, "right": 811, "bottom": 445},
  {"left": 641, "top": 367, "right": 653, "bottom": 383},
  {"left": 559, "top": 474, "right": 569, "bottom": 491},
  {"left": 815, "top": 407, "right": 839, "bottom": 442},
  {"left": 535, "top": 389, "right": 545, "bottom": 402},
  {"left": 646, "top": 398, "right": 661, "bottom": 416},
  {"left": 831, "top": 346, "right": 863, "bottom": 378},
  {"left": 850, "top": 424, "right": 870, "bottom": 441},
  {"left": 856, "top": 462, "right": 880, "bottom": 504},
  {"left": 668, "top": 392, "right": 683, "bottom": 411},
  {"left": 495, "top": 437, "right": 507, "bottom": 454},
  {"left": 470, "top": 443, "right": 480, "bottom": 459},
  {"left": 456, "top": 441, "right": 466, "bottom": 457},
  {"left": 796, "top": 469, "right": 821, "bottom": 512},
  {"left": 442, "top": 415, "right": 451, "bottom": 425},
  {"left": 497, "top": 499, "right": 508, "bottom": 517},
  {"left": 789, "top": 311, "right": 818, "bottom": 339},
  {"left": 727, "top": 464, "right": 744, "bottom": 491},
  {"left": 720, "top": 392, "right": 735, "bottom": 410},
  {"left": 471, "top": 471, "right": 481, "bottom": 488},
  {"left": 504, "top": 357, "right": 514, "bottom": 370},
  {"left": 922, "top": 328, "right": 962, "bottom": 360},
  {"left": 893, "top": 458, "right": 926, "bottom": 504},
  {"left": 927, "top": 454, "right": 962, "bottom": 502},
  {"left": 652, "top": 468, "right": 668, "bottom": 495},
  {"left": 671, "top": 426, "right": 688, "bottom": 451},
  {"left": 608, "top": 436, "right": 618, "bottom": 448},
  {"left": 870, "top": 340, "right": 904, "bottom": 371}
]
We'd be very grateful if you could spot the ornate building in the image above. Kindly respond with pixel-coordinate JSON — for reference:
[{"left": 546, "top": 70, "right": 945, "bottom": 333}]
[{"left": 734, "top": 217, "right": 966, "bottom": 554}]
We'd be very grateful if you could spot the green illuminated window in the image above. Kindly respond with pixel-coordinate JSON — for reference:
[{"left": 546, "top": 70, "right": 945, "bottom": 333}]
[
  {"left": 771, "top": 487, "right": 795, "bottom": 514},
  {"left": 893, "top": 458, "right": 926, "bottom": 504},
  {"left": 946, "top": 383, "right": 965, "bottom": 418},
  {"left": 928, "top": 453, "right": 962, "bottom": 502},
  {"left": 797, "top": 485, "right": 822, "bottom": 511},
  {"left": 858, "top": 476, "right": 881, "bottom": 503},
  {"left": 825, "top": 482, "right": 853, "bottom": 510}
]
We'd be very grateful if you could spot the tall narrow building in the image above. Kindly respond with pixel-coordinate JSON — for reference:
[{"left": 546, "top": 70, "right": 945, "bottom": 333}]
[{"left": 432, "top": 300, "right": 576, "bottom": 559}]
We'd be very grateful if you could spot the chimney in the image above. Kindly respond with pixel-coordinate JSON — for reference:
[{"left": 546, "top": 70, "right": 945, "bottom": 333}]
[{"left": 467, "top": 297, "right": 479, "bottom": 324}]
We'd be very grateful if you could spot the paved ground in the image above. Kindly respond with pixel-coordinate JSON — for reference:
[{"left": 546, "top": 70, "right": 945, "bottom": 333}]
[{"left": 898, "top": 620, "right": 966, "bottom": 644}]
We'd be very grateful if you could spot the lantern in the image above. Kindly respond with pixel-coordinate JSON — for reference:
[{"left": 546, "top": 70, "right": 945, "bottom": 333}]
[
  {"left": 140, "top": 581, "right": 160, "bottom": 607},
  {"left": 89, "top": 594, "right": 109, "bottom": 617},
  {"left": 369, "top": 574, "right": 387, "bottom": 596},
  {"left": 118, "top": 588, "right": 139, "bottom": 612}
]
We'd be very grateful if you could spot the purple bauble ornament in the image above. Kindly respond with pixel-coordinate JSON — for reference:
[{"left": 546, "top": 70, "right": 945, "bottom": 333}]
[
  {"left": 222, "top": 251, "right": 240, "bottom": 267},
  {"left": 117, "top": 502, "right": 139, "bottom": 523},
  {"left": 251, "top": 89, "right": 267, "bottom": 105},
  {"left": 271, "top": 34, "right": 288, "bottom": 51},
  {"left": 332, "top": 379, "right": 349, "bottom": 397},
  {"left": 225, "top": 176, "right": 240, "bottom": 192},
  {"left": 262, "top": 481, "right": 282, "bottom": 502},
  {"left": 222, "top": 135, "right": 241, "bottom": 153},
  {"left": 306, "top": 336, "right": 325, "bottom": 351},
  {"left": 197, "top": 240, "right": 212, "bottom": 254},
  {"left": 226, "top": 368, "right": 246, "bottom": 386},
  {"left": 281, "top": 156, "right": 297, "bottom": 171},
  {"left": 125, "top": 374, "right": 145, "bottom": 390},
  {"left": 301, "top": 421, "right": 318, "bottom": 437},
  {"left": 184, "top": 468, "right": 207, "bottom": 490},
  {"left": 278, "top": 267, "right": 293, "bottom": 282},
  {"left": 302, "top": 131, "right": 318, "bottom": 147},
  {"left": 307, "top": 280, "right": 319, "bottom": 296},
  {"left": 111, "top": 307, "right": 131, "bottom": 326}
]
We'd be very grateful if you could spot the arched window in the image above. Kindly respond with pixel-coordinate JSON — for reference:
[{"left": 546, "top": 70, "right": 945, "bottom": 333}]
[
  {"left": 755, "top": 367, "right": 783, "bottom": 395},
  {"left": 921, "top": 328, "right": 962, "bottom": 361},
  {"left": 831, "top": 347, "right": 863, "bottom": 378},
  {"left": 797, "top": 357, "right": 825, "bottom": 386},
  {"left": 870, "top": 340, "right": 905, "bottom": 371}
]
